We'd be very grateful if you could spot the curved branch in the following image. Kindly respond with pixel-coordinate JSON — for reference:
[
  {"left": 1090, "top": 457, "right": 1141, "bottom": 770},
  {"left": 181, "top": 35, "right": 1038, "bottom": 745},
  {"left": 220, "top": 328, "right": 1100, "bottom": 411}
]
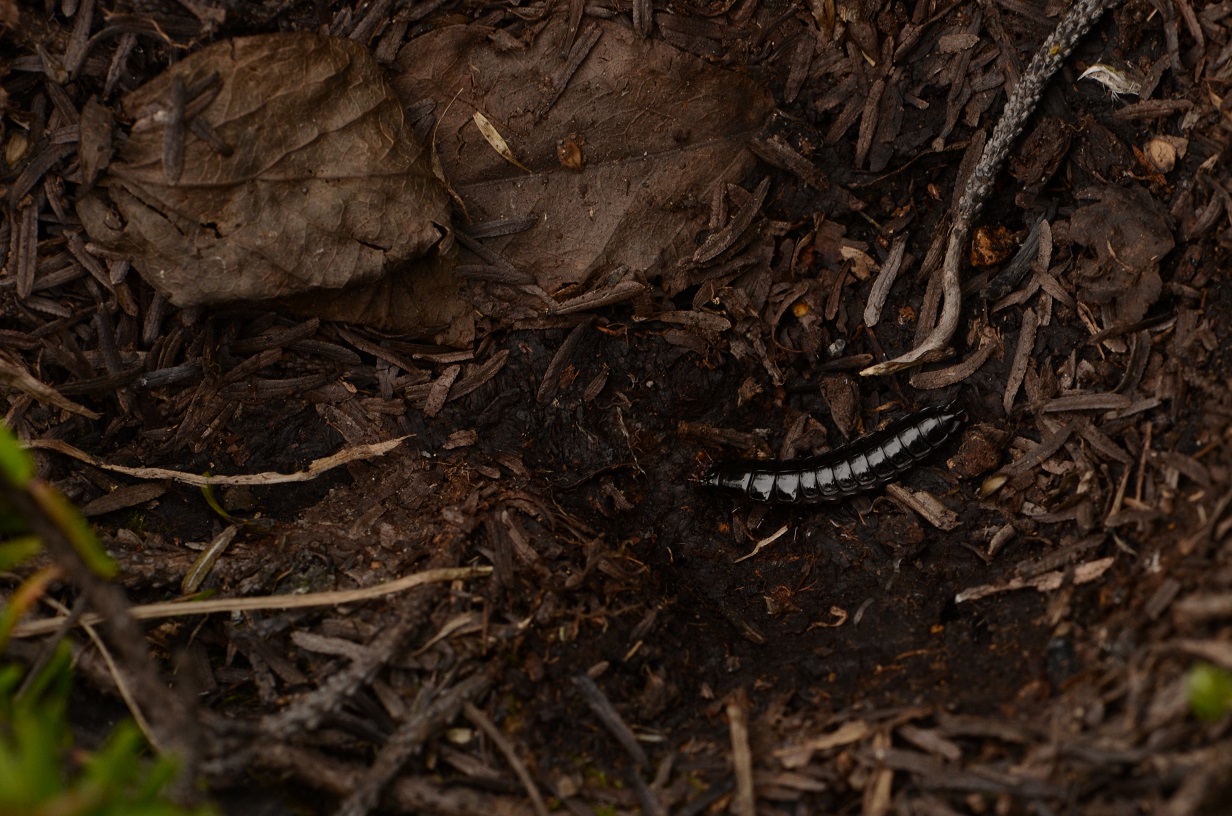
[{"left": 861, "top": 0, "right": 1122, "bottom": 377}]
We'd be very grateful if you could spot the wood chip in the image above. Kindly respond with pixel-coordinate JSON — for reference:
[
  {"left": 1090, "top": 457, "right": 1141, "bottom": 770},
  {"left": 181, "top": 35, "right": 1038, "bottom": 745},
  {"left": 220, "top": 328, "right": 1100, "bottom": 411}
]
[
  {"left": 908, "top": 325, "right": 999, "bottom": 389},
  {"left": 1077, "top": 420, "right": 1133, "bottom": 464},
  {"left": 998, "top": 421, "right": 1077, "bottom": 476},
  {"left": 885, "top": 484, "right": 961, "bottom": 530},
  {"left": 1173, "top": 638, "right": 1232, "bottom": 671},
  {"left": 864, "top": 234, "right": 908, "bottom": 327},
  {"left": 773, "top": 720, "right": 871, "bottom": 769},
  {"left": 448, "top": 349, "right": 510, "bottom": 401},
  {"left": 549, "top": 279, "right": 647, "bottom": 315},
  {"left": 424, "top": 364, "right": 460, "bottom": 417},
  {"left": 897, "top": 724, "right": 962, "bottom": 762},
  {"left": 727, "top": 690, "right": 756, "bottom": 816},
  {"left": 692, "top": 177, "right": 770, "bottom": 265},
  {"left": 955, "top": 557, "right": 1116, "bottom": 603},
  {"left": 80, "top": 482, "right": 167, "bottom": 517},
  {"left": 1173, "top": 594, "right": 1232, "bottom": 624},
  {"left": 537, "top": 318, "right": 592, "bottom": 404},
  {"left": 1003, "top": 306, "right": 1038, "bottom": 413},
  {"left": 864, "top": 729, "right": 893, "bottom": 816},
  {"left": 1145, "top": 578, "right": 1181, "bottom": 620},
  {"left": 1042, "top": 393, "right": 1134, "bottom": 412}
]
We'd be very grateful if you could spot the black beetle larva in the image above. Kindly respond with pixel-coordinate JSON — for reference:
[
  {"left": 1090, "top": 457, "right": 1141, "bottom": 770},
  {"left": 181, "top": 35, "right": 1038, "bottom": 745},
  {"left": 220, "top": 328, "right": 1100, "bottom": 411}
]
[{"left": 705, "top": 402, "right": 964, "bottom": 504}]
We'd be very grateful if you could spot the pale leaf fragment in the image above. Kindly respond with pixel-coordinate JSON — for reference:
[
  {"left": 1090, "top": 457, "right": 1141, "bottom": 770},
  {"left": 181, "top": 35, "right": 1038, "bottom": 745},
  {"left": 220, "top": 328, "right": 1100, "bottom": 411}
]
[{"left": 472, "top": 110, "right": 530, "bottom": 172}]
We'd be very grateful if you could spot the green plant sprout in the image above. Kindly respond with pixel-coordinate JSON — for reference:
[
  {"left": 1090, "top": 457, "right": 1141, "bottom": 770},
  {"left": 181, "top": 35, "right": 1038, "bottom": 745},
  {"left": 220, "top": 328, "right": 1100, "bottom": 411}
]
[
  {"left": 0, "top": 420, "right": 212, "bottom": 816},
  {"left": 1187, "top": 662, "right": 1232, "bottom": 723}
]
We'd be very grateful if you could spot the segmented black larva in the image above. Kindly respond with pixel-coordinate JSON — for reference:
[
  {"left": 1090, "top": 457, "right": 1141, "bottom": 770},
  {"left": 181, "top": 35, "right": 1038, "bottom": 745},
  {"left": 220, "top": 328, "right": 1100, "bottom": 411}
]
[{"left": 706, "top": 403, "right": 964, "bottom": 504}]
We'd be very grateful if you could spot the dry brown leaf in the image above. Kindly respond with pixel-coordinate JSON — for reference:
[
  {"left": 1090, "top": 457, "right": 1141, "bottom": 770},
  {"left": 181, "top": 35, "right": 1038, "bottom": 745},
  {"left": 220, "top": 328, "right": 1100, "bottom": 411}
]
[
  {"left": 395, "top": 18, "right": 773, "bottom": 305},
  {"left": 79, "top": 32, "right": 468, "bottom": 339},
  {"left": 279, "top": 256, "right": 471, "bottom": 346},
  {"left": 1068, "top": 184, "right": 1173, "bottom": 324}
]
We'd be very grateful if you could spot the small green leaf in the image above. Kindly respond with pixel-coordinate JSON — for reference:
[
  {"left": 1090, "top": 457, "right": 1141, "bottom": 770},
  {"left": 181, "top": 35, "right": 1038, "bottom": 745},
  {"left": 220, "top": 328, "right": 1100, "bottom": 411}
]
[
  {"left": 199, "top": 481, "right": 239, "bottom": 525},
  {"left": 0, "top": 644, "right": 214, "bottom": 816},
  {"left": 0, "top": 422, "right": 34, "bottom": 488},
  {"left": 0, "top": 536, "right": 42, "bottom": 572},
  {"left": 17, "top": 640, "right": 73, "bottom": 707},
  {"left": 86, "top": 722, "right": 145, "bottom": 789},
  {"left": 1188, "top": 662, "right": 1232, "bottom": 723}
]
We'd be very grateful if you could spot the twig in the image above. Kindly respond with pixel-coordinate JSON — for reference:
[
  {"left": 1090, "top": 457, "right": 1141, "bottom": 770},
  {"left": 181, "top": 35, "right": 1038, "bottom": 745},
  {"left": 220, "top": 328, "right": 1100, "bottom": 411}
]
[
  {"left": 572, "top": 674, "right": 649, "bottom": 768},
  {"left": 202, "top": 554, "right": 468, "bottom": 776},
  {"left": 332, "top": 672, "right": 494, "bottom": 816},
  {"left": 44, "top": 596, "right": 160, "bottom": 752},
  {"left": 955, "top": 556, "right": 1115, "bottom": 603},
  {"left": 258, "top": 743, "right": 540, "bottom": 816},
  {"left": 572, "top": 674, "right": 664, "bottom": 814},
  {"left": 864, "top": 234, "right": 909, "bottom": 327},
  {"left": 727, "top": 690, "right": 756, "bottom": 816},
  {"left": 1003, "top": 307, "right": 1039, "bottom": 412},
  {"left": 13, "top": 566, "right": 491, "bottom": 638},
  {"left": 733, "top": 523, "right": 789, "bottom": 563},
  {"left": 464, "top": 702, "right": 550, "bottom": 816},
  {"left": 26, "top": 434, "right": 409, "bottom": 487},
  {"left": 862, "top": 0, "right": 1123, "bottom": 376},
  {"left": 0, "top": 354, "right": 101, "bottom": 418}
]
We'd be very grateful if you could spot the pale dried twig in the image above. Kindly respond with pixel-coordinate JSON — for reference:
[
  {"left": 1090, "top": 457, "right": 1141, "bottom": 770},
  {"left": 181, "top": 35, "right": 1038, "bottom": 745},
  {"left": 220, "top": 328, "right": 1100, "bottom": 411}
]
[
  {"left": 734, "top": 523, "right": 789, "bottom": 563},
  {"left": 862, "top": 0, "right": 1123, "bottom": 376},
  {"left": 12, "top": 566, "right": 493, "bottom": 638},
  {"left": 25, "top": 435, "right": 409, "bottom": 487}
]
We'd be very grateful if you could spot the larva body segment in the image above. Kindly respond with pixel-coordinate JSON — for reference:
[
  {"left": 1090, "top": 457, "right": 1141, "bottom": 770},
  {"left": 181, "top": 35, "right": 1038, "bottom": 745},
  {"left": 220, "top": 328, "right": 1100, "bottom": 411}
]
[{"left": 706, "top": 403, "right": 964, "bottom": 504}]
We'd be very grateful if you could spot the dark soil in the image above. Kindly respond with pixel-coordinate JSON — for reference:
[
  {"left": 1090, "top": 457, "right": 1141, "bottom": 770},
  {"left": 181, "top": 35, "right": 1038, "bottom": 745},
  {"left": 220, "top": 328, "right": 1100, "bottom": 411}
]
[{"left": 4, "top": 0, "right": 1232, "bottom": 814}]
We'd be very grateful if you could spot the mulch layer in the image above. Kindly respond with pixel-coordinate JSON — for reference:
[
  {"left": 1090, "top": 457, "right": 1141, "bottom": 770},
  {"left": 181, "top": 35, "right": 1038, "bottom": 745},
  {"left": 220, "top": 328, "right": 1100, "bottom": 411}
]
[{"left": 4, "top": 0, "right": 1232, "bottom": 814}]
